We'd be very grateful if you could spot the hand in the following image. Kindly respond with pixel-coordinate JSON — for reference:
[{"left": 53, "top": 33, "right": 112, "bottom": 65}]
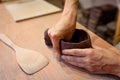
[
  {"left": 48, "top": 17, "right": 76, "bottom": 53},
  {"left": 61, "top": 46, "right": 120, "bottom": 76},
  {"left": 48, "top": 0, "right": 78, "bottom": 53}
]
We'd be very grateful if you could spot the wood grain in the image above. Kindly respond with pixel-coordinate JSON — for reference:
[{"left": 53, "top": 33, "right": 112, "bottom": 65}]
[
  {"left": 0, "top": 3, "right": 120, "bottom": 80},
  {"left": 5, "top": 0, "right": 61, "bottom": 21}
]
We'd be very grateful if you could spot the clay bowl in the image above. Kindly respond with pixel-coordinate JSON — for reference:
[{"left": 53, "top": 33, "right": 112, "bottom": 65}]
[
  {"left": 60, "top": 29, "right": 92, "bottom": 51},
  {"left": 44, "top": 29, "right": 92, "bottom": 53}
]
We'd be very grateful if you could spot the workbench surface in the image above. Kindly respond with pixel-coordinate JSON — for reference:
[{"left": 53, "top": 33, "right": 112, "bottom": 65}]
[{"left": 0, "top": 3, "right": 120, "bottom": 80}]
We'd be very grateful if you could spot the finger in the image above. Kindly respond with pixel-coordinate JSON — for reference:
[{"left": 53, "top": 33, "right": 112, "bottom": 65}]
[
  {"left": 51, "top": 38, "right": 60, "bottom": 54},
  {"left": 61, "top": 55, "right": 85, "bottom": 67},
  {"left": 62, "top": 49, "right": 93, "bottom": 56},
  {"left": 63, "top": 48, "right": 95, "bottom": 56},
  {"left": 68, "top": 62, "right": 85, "bottom": 68},
  {"left": 48, "top": 30, "right": 61, "bottom": 54}
]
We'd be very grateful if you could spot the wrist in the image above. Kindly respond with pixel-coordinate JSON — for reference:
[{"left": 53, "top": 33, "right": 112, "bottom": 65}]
[
  {"left": 112, "top": 67, "right": 120, "bottom": 77},
  {"left": 111, "top": 56, "right": 120, "bottom": 77}
]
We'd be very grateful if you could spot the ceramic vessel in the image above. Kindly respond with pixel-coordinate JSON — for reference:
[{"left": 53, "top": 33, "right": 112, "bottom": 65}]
[{"left": 44, "top": 29, "right": 92, "bottom": 53}]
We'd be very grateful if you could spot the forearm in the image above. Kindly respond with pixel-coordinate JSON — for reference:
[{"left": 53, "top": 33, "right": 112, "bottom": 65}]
[
  {"left": 47, "top": 0, "right": 79, "bottom": 53},
  {"left": 61, "top": 0, "right": 78, "bottom": 28},
  {"left": 102, "top": 53, "right": 120, "bottom": 77},
  {"left": 63, "top": 0, "right": 78, "bottom": 12}
]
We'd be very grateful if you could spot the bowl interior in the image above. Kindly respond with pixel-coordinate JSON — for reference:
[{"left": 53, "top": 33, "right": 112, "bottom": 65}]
[{"left": 70, "top": 29, "right": 89, "bottom": 43}]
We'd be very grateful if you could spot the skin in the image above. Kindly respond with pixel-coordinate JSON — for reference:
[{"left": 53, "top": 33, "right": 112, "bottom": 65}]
[
  {"left": 62, "top": 46, "right": 120, "bottom": 77},
  {"left": 48, "top": 0, "right": 78, "bottom": 53},
  {"left": 48, "top": 0, "right": 120, "bottom": 77}
]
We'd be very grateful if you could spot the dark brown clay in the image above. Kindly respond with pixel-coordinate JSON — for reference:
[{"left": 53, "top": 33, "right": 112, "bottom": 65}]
[
  {"left": 44, "top": 29, "right": 92, "bottom": 53},
  {"left": 60, "top": 29, "right": 92, "bottom": 50},
  {"left": 44, "top": 29, "right": 53, "bottom": 47}
]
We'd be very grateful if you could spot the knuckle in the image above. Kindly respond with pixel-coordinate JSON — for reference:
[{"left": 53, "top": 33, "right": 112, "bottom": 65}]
[
  {"left": 50, "top": 33, "right": 57, "bottom": 39},
  {"left": 85, "top": 58, "right": 91, "bottom": 64},
  {"left": 85, "top": 59, "right": 95, "bottom": 66},
  {"left": 71, "top": 57, "right": 79, "bottom": 62},
  {"left": 87, "top": 66, "right": 96, "bottom": 72},
  {"left": 73, "top": 50, "right": 79, "bottom": 55},
  {"left": 87, "top": 50, "right": 95, "bottom": 57},
  {"left": 48, "top": 31, "right": 58, "bottom": 39}
]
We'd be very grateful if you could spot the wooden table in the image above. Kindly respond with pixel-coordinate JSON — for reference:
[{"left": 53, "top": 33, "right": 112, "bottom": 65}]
[{"left": 0, "top": 3, "right": 120, "bottom": 80}]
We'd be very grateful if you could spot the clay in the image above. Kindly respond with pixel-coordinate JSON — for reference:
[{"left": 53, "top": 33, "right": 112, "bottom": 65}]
[
  {"left": 44, "top": 29, "right": 53, "bottom": 47},
  {"left": 44, "top": 29, "right": 92, "bottom": 53}
]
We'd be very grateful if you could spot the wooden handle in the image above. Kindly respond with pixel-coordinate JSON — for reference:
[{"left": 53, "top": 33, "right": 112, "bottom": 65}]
[{"left": 0, "top": 34, "right": 17, "bottom": 51}]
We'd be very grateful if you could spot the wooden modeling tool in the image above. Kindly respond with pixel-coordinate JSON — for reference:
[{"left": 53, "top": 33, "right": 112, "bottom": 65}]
[{"left": 0, "top": 34, "right": 49, "bottom": 74}]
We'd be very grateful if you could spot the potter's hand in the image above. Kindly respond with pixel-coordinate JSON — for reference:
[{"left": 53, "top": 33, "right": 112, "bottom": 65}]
[
  {"left": 48, "top": 17, "right": 75, "bottom": 53},
  {"left": 61, "top": 46, "right": 120, "bottom": 77},
  {"left": 48, "top": 0, "right": 78, "bottom": 53}
]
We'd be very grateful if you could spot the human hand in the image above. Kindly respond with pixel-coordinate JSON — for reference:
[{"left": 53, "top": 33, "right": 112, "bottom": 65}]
[
  {"left": 48, "top": 0, "right": 78, "bottom": 53},
  {"left": 61, "top": 46, "right": 120, "bottom": 76},
  {"left": 48, "top": 18, "right": 76, "bottom": 53}
]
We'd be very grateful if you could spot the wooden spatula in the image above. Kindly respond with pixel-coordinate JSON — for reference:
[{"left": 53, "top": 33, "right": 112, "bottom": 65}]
[{"left": 0, "top": 34, "right": 49, "bottom": 74}]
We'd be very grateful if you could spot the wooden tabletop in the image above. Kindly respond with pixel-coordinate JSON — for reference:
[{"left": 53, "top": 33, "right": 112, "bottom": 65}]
[{"left": 0, "top": 3, "right": 120, "bottom": 80}]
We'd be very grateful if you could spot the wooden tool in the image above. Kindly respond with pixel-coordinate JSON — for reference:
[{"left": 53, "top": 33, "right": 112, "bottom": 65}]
[{"left": 0, "top": 34, "right": 49, "bottom": 74}]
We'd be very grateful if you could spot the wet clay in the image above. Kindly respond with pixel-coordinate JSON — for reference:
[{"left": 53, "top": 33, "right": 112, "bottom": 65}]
[{"left": 44, "top": 29, "right": 92, "bottom": 53}]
